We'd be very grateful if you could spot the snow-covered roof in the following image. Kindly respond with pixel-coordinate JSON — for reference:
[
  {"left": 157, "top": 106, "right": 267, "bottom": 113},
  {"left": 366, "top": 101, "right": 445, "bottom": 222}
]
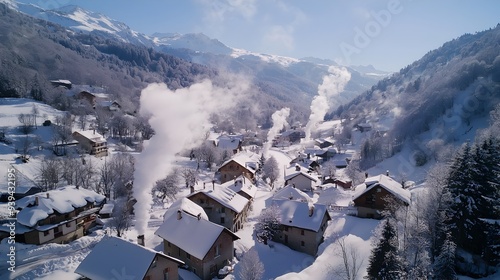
[
  {"left": 284, "top": 170, "right": 318, "bottom": 183},
  {"left": 50, "top": 79, "right": 72, "bottom": 85},
  {"left": 216, "top": 135, "right": 242, "bottom": 150},
  {"left": 273, "top": 185, "right": 312, "bottom": 203},
  {"left": 189, "top": 186, "right": 249, "bottom": 214},
  {"left": 75, "top": 236, "right": 183, "bottom": 280},
  {"left": 163, "top": 198, "right": 208, "bottom": 221},
  {"left": 219, "top": 151, "right": 260, "bottom": 174},
  {"left": 99, "top": 203, "right": 114, "bottom": 215},
  {"left": 73, "top": 130, "right": 106, "bottom": 143},
  {"left": 227, "top": 175, "right": 257, "bottom": 199},
  {"left": 16, "top": 186, "right": 105, "bottom": 227},
  {"left": 274, "top": 200, "right": 330, "bottom": 232},
  {"left": 353, "top": 174, "right": 411, "bottom": 205},
  {"left": 155, "top": 211, "right": 239, "bottom": 260}
]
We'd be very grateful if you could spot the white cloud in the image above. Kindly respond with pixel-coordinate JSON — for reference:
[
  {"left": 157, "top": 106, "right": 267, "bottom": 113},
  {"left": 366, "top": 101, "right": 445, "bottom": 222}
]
[
  {"left": 199, "top": 0, "right": 257, "bottom": 22},
  {"left": 262, "top": 25, "right": 295, "bottom": 52}
]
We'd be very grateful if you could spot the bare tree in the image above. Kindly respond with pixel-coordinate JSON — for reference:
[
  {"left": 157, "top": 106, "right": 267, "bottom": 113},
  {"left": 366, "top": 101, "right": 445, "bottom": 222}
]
[
  {"left": 37, "top": 157, "right": 61, "bottom": 191},
  {"left": 180, "top": 168, "right": 197, "bottom": 189},
  {"left": 330, "top": 236, "right": 364, "bottom": 280},
  {"left": 18, "top": 113, "right": 35, "bottom": 134},
  {"left": 262, "top": 156, "right": 279, "bottom": 189},
  {"left": 345, "top": 158, "right": 364, "bottom": 185},
  {"left": 320, "top": 160, "right": 337, "bottom": 180},
  {"left": 98, "top": 157, "right": 116, "bottom": 199},
  {"left": 109, "top": 198, "right": 132, "bottom": 237},
  {"left": 31, "top": 104, "right": 39, "bottom": 129},
  {"left": 153, "top": 171, "right": 180, "bottom": 203},
  {"left": 238, "top": 248, "right": 264, "bottom": 280},
  {"left": 18, "top": 135, "right": 33, "bottom": 162},
  {"left": 255, "top": 204, "right": 281, "bottom": 245}
]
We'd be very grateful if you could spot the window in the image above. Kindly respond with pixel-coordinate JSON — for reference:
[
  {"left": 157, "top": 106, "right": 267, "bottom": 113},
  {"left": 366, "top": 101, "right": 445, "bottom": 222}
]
[
  {"left": 199, "top": 199, "right": 205, "bottom": 204},
  {"left": 220, "top": 217, "right": 225, "bottom": 224},
  {"left": 215, "top": 244, "right": 220, "bottom": 257},
  {"left": 220, "top": 207, "right": 225, "bottom": 213},
  {"left": 54, "top": 226, "right": 60, "bottom": 233},
  {"left": 66, "top": 222, "right": 72, "bottom": 228},
  {"left": 167, "top": 241, "right": 171, "bottom": 247},
  {"left": 301, "top": 241, "right": 305, "bottom": 247},
  {"left": 50, "top": 216, "right": 57, "bottom": 224},
  {"left": 43, "top": 230, "right": 50, "bottom": 236},
  {"left": 301, "top": 229, "right": 304, "bottom": 236},
  {"left": 376, "top": 188, "right": 381, "bottom": 193},
  {"left": 187, "top": 253, "right": 191, "bottom": 260},
  {"left": 284, "top": 226, "right": 288, "bottom": 232}
]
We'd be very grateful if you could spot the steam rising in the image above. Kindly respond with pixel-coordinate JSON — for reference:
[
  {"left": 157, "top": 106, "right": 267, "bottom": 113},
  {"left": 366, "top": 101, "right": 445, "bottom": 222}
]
[
  {"left": 304, "top": 66, "right": 351, "bottom": 141},
  {"left": 263, "top": 107, "right": 290, "bottom": 156},
  {"left": 133, "top": 79, "right": 245, "bottom": 234}
]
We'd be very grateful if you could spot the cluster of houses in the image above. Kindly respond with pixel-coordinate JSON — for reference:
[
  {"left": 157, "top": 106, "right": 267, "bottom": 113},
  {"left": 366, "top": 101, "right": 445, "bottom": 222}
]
[{"left": 0, "top": 116, "right": 416, "bottom": 279}]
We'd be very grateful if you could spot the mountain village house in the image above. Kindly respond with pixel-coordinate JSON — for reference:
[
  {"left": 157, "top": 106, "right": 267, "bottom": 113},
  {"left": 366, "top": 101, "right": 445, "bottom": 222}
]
[
  {"left": 72, "top": 130, "right": 108, "bottom": 157},
  {"left": 217, "top": 152, "right": 259, "bottom": 184},
  {"left": 187, "top": 183, "right": 251, "bottom": 232},
  {"left": 155, "top": 209, "right": 239, "bottom": 280},
  {"left": 352, "top": 174, "right": 411, "bottom": 219},
  {"left": 214, "top": 134, "right": 243, "bottom": 154},
  {"left": 227, "top": 175, "right": 257, "bottom": 201},
  {"left": 75, "top": 236, "right": 184, "bottom": 280},
  {"left": 273, "top": 200, "right": 331, "bottom": 256},
  {"left": 284, "top": 165, "right": 319, "bottom": 192},
  {"left": 3, "top": 186, "right": 105, "bottom": 245},
  {"left": 272, "top": 184, "right": 312, "bottom": 203}
]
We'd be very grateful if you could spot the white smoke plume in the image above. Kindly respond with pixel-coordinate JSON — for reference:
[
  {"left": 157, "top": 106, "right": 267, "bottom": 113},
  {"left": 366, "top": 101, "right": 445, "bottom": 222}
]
[
  {"left": 263, "top": 107, "right": 290, "bottom": 157},
  {"left": 304, "top": 66, "right": 351, "bottom": 141},
  {"left": 133, "top": 79, "right": 246, "bottom": 235}
]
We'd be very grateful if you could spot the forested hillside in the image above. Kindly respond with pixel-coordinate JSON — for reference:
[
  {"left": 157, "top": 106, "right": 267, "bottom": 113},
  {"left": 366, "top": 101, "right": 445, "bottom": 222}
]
[{"left": 337, "top": 24, "right": 500, "bottom": 168}]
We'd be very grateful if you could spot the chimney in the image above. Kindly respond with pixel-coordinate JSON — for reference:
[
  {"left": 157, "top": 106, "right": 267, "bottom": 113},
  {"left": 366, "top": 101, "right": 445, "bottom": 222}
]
[
  {"left": 309, "top": 205, "right": 314, "bottom": 217},
  {"left": 203, "top": 182, "right": 206, "bottom": 189},
  {"left": 295, "top": 164, "right": 300, "bottom": 171},
  {"left": 137, "top": 235, "right": 145, "bottom": 246},
  {"left": 190, "top": 186, "right": 194, "bottom": 194},
  {"left": 197, "top": 213, "right": 201, "bottom": 220},
  {"left": 365, "top": 172, "right": 369, "bottom": 178},
  {"left": 177, "top": 210, "right": 182, "bottom": 220},
  {"left": 386, "top": 170, "right": 390, "bottom": 176},
  {"left": 46, "top": 193, "right": 50, "bottom": 199},
  {"left": 35, "top": 196, "right": 39, "bottom": 206}
]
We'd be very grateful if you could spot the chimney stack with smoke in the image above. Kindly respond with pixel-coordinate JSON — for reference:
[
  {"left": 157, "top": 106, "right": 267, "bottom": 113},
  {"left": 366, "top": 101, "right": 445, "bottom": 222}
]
[
  {"left": 309, "top": 205, "right": 315, "bottom": 217},
  {"left": 137, "top": 235, "right": 145, "bottom": 246}
]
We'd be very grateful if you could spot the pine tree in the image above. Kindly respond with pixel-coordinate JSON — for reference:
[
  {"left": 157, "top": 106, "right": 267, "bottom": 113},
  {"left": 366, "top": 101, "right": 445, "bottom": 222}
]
[
  {"left": 366, "top": 220, "right": 405, "bottom": 280},
  {"left": 445, "top": 142, "right": 483, "bottom": 255},
  {"left": 433, "top": 233, "right": 457, "bottom": 280}
]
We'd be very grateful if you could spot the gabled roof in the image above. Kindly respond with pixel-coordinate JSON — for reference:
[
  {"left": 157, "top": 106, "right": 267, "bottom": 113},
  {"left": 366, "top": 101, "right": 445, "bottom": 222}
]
[
  {"left": 284, "top": 170, "right": 318, "bottom": 182},
  {"left": 274, "top": 200, "right": 330, "bottom": 232},
  {"left": 188, "top": 187, "right": 249, "bottom": 214},
  {"left": 353, "top": 174, "right": 411, "bottom": 204},
  {"left": 163, "top": 198, "right": 208, "bottom": 221},
  {"left": 273, "top": 185, "right": 312, "bottom": 203},
  {"left": 219, "top": 151, "right": 260, "bottom": 174},
  {"left": 216, "top": 134, "right": 242, "bottom": 150},
  {"left": 16, "top": 186, "right": 105, "bottom": 227},
  {"left": 155, "top": 212, "right": 239, "bottom": 260},
  {"left": 227, "top": 175, "right": 257, "bottom": 199},
  {"left": 75, "top": 236, "right": 183, "bottom": 280}
]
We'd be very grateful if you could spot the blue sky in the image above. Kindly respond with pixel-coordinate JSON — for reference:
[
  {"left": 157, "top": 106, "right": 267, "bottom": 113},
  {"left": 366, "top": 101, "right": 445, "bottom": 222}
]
[{"left": 19, "top": 0, "right": 500, "bottom": 72}]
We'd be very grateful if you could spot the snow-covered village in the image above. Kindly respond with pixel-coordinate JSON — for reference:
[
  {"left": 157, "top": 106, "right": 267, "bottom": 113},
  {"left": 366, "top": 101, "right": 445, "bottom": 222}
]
[{"left": 1, "top": 1, "right": 500, "bottom": 280}]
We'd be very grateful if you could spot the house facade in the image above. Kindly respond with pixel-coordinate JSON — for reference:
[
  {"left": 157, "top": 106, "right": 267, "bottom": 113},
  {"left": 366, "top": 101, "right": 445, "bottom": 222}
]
[
  {"left": 75, "top": 236, "right": 183, "bottom": 280},
  {"left": 273, "top": 201, "right": 331, "bottom": 256},
  {"left": 155, "top": 211, "right": 239, "bottom": 280},
  {"left": 72, "top": 130, "right": 108, "bottom": 157},
  {"left": 284, "top": 167, "right": 318, "bottom": 192},
  {"left": 187, "top": 187, "right": 250, "bottom": 232},
  {"left": 217, "top": 152, "right": 259, "bottom": 184},
  {"left": 8, "top": 186, "right": 105, "bottom": 245},
  {"left": 353, "top": 174, "right": 411, "bottom": 219}
]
